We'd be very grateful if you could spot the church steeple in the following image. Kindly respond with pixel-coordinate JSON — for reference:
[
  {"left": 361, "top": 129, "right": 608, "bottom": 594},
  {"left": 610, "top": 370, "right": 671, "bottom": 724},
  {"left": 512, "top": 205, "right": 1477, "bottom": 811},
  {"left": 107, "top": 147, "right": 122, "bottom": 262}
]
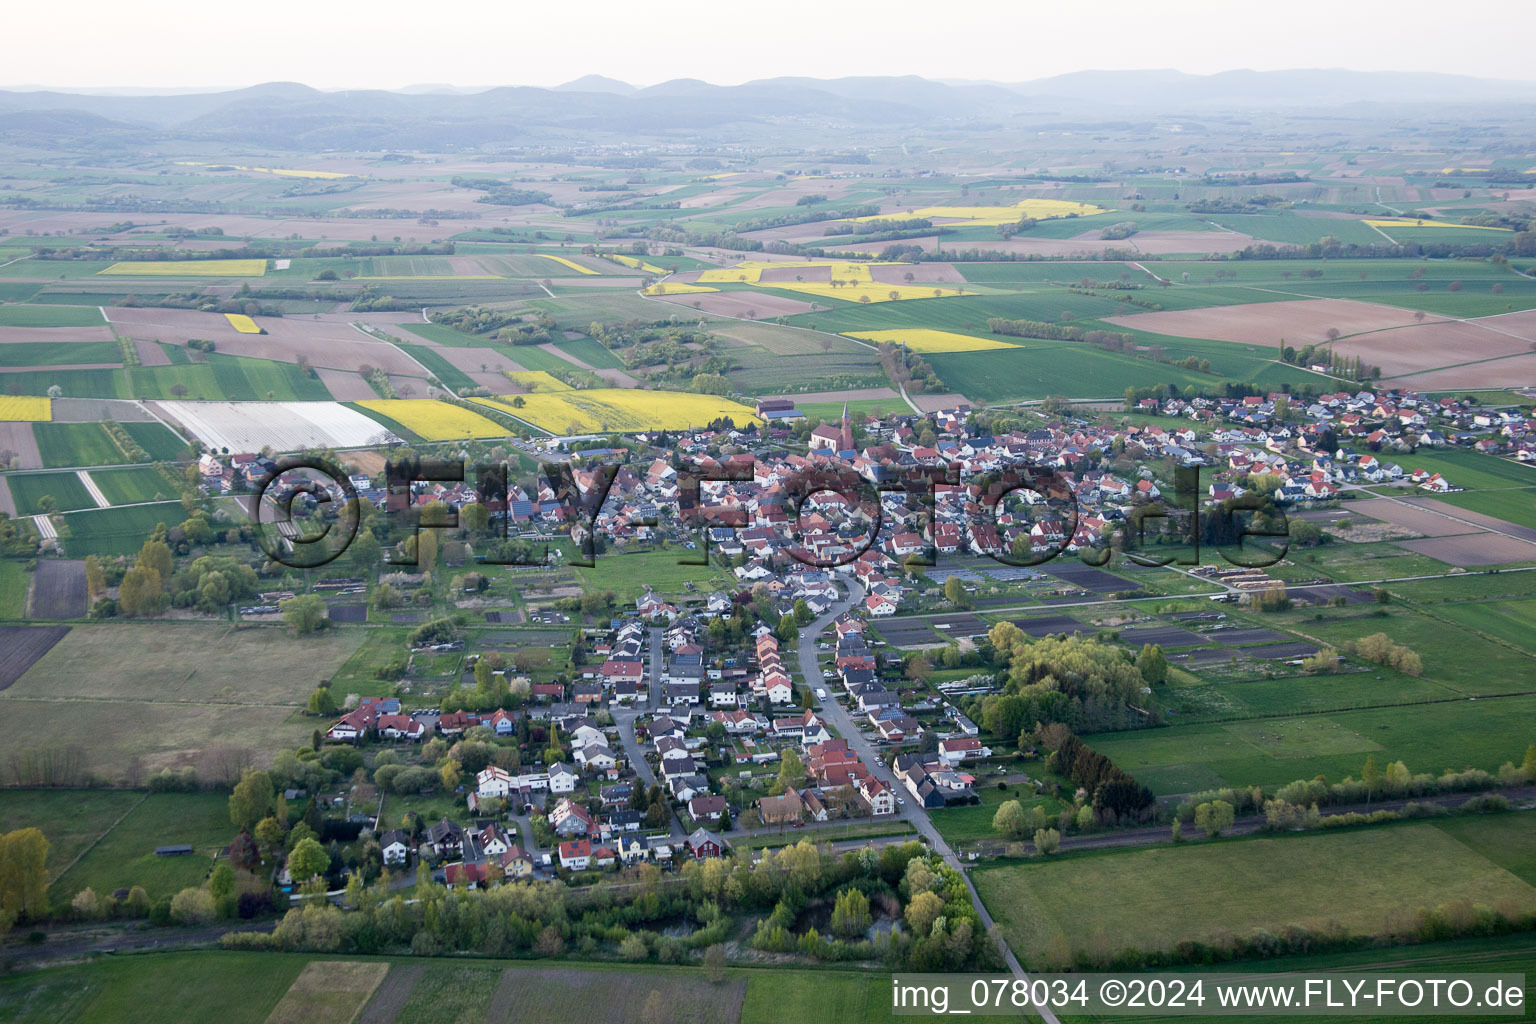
[{"left": 839, "top": 402, "right": 854, "bottom": 452}]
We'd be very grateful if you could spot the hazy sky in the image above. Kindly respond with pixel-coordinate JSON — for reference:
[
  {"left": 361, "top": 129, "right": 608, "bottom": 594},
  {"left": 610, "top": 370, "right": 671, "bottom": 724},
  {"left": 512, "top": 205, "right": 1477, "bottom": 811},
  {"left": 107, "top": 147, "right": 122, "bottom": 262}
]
[{"left": 11, "top": 0, "right": 1535, "bottom": 90}]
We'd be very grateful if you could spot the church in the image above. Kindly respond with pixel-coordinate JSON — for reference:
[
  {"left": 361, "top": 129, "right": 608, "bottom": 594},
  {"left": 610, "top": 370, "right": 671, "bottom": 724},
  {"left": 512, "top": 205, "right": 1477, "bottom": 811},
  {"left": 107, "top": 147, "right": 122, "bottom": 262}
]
[{"left": 808, "top": 404, "right": 856, "bottom": 453}]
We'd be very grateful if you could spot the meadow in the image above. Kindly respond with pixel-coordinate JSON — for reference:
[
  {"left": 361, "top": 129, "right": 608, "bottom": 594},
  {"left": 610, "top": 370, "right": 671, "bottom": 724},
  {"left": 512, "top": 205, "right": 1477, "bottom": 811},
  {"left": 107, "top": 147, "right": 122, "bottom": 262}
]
[
  {"left": 1085, "top": 692, "right": 1536, "bottom": 794},
  {"left": 0, "top": 342, "right": 118, "bottom": 367},
  {"left": 90, "top": 466, "right": 180, "bottom": 505},
  {"left": 973, "top": 816, "right": 1536, "bottom": 964},
  {"left": 573, "top": 546, "right": 733, "bottom": 602},
  {"left": 51, "top": 792, "right": 232, "bottom": 903},
  {"left": 32, "top": 421, "right": 186, "bottom": 468}
]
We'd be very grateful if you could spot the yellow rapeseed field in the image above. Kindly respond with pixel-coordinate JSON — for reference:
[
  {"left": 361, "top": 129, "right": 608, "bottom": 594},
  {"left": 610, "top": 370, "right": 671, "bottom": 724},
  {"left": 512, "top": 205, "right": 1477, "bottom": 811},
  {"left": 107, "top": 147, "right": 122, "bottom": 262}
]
[
  {"left": 643, "top": 282, "right": 718, "bottom": 295},
  {"left": 475, "top": 389, "right": 761, "bottom": 434},
  {"left": 100, "top": 259, "right": 267, "bottom": 277},
  {"left": 693, "top": 260, "right": 968, "bottom": 304},
  {"left": 175, "top": 161, "right": 351, "bottom": 179},
  {"left": 224, "top": 313, "right": 262, "bottom": 334},
  {"left": 1364, "top": 218, "right": 1512, "bottom": 232},
  {"left": 357, "top": 400, "right": 510, "bottom": 440},
  {"left": 534, "top": 254, "right": 599, "bottom": 275},
  {"left": 849, "top": 198, "right": 1105, "bottom": 227},
  {"left": 603, "top": 253, "right": 668, "bottom": 275},
  {"left": 505, "top": 371, "right": 571, "bottom": 393},
  {"left": 844, "top": 329, "right": 1018, "bottom": 353},
  {"left": 0, "top": 396, "right": 51, "bottom": 422}
]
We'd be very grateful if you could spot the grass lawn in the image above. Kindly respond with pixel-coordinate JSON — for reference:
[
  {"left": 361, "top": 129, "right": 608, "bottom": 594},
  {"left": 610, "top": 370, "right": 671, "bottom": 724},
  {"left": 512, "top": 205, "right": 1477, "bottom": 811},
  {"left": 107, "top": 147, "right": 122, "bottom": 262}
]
[
  {"left": 52, "top": 792, "right": 230, "bottom": 904},
  {"left": 930, "top": 784, "right": 1064, "bottom": 846},
  {"left": 973, "top": 817, "right": 1536, "bottom": 965},
  {"left": 1086, "top": 692, "right": 1536, "bottom": 794},
  {"left": 1433, "top": 597, "right": 1536, "bottom": 654},
  {"left": 573, "top": 546, "right": 732, "bottom": 602}
]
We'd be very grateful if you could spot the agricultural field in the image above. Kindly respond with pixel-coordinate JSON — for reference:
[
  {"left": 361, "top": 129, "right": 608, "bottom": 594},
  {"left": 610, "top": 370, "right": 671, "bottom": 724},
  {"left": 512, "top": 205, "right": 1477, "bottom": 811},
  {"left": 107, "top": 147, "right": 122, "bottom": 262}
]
[
  {"left": 0, "top": 396, "right": 51, "bottom": 421},
  {"left": 355, "top": 399, "right": 510, "bottom": 440},
  {"left": 1086, "top": 692, "right": 1536, "bottom": 794},
  {"left": 98, "top": 260, "right": 266, "bottom": 277},
  {"left": 153, "top": 400, "right": 398, "bottom": 452},
  {"left": 535, "top": 254, "right": 599, "bottom": 275},
  {"left": 505, "top": 370, "right": 571, "bottom": 392},
  {"left": 475, "top": 389, "right": 760, "bottom": 434},
  {"left": 223, "top": 313, "right": 261, "bottom": 334},
  {"left": 0, "top": 622, "right": 363, "bottom": 780},
  {"left": 974, "top": 816, "right": 1536, "bottom": 964},
  {"left": 0, "top": 304, "right": 104, "bottom": 327},
  {"left": 847, "top": 198, "right": 1107, "bottom": 226},
  {"left": 7, "top": 471, "right": 97, "bottom": 513},
  {"left": 90, "top": 466, "right": 180, "bottom": 505},
  {"left": 59, "top": 502, "right": 189, "bottom": 558},
  {"left": 842, "top": 328, "right": 1017, "bottom": 353}
]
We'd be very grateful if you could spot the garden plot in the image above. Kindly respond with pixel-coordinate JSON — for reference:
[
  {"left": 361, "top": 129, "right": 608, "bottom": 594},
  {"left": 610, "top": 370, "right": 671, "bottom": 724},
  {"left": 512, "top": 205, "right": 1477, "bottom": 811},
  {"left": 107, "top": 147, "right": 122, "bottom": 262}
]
[
  {"left": 1006, "top": 615, "right": 1087, "bottom": 637},
  {"left": 151, "top": 401, "right": 398, "bottom": 452},
  {"left": 28, "top": 561, "right": 85, "bottom": 620}
]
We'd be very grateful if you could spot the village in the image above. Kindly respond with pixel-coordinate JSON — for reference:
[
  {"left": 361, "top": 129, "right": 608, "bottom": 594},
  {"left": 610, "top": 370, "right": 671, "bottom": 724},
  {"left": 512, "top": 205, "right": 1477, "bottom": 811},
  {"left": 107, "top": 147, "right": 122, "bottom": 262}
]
[{"left": 203, "top": 383, "right": 1536, "bottom": 899}]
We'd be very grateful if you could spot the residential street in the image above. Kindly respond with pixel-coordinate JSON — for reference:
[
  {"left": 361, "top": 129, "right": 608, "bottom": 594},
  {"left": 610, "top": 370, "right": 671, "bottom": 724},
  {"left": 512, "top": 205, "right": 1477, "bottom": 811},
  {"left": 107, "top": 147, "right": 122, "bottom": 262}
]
[{"left": 794, "top": 577, "right": 1060, "bottom": 1024}]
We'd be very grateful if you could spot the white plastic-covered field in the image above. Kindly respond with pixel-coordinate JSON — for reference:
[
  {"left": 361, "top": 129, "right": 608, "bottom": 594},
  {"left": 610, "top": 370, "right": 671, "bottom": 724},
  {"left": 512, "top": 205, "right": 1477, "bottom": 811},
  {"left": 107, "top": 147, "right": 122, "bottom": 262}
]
[{"left": 155, "top": 401, "right": 399, "bottom": 452}]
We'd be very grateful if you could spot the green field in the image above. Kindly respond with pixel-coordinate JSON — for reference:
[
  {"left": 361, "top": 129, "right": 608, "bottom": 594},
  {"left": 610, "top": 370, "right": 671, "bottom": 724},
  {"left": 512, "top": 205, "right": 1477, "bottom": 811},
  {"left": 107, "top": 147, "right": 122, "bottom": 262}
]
[
  {"left": 1433, "top": 598, "right": 1536, "bottom": 653},
  {"left": 59, "top": 501, "right": 189, "bottom": 557},
  {"left": 557, "top": 335, "right": 628, "bottom": 370},
  {"left": 7, "top": 471, "right": 97, "bottom": 513},
  {"left": 0, "top": 559, "right": 27, "bottom": 618},
  {"left": 394, "top": 344, "right": 476, "bottom": 391},
  {"left": 572, "top": 546, "right": 733, "bottom": 602},
  {"left": 0, "top": 341, "right": 119, "bottom": 367},
  {"left": 49, "top": 792, "right": 230, "bottom": 904},
  {"left": 91, "top": 467, "right": 179, "bottom": 506},
  {"left": 0, "top": 304, "right": 106, "bottom": 327},
  {"left": 123, "top": 421, "right": 190, "bottom": 461},
  {"left": 1087, "top": 692, "right": 1536, "bottom": 794},
  {"left": 1295, "top": 605, "right": 1536, "bottom": 689},
  {"left": 1433, "top": 488, "right": 1536, "bottom": 529},
  {"left": 930, "top": 783, "right": 1064, "bottom": 846},
  {"left": 0, "top": 789, "right": 144, "bottom": 893},
  {"left": 33, "top": 422, "right": 128, "bottom": 468},
  {"left": 974, "top": 816, "right": 1536, "bottom": 964}
]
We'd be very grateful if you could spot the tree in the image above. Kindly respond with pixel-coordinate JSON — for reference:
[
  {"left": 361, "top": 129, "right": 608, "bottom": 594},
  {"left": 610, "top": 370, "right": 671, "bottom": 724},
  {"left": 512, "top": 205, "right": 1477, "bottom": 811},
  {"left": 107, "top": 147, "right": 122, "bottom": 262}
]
[
  {"left": 461, "top": 502, "right": 491, "bottom": 535},
  {"left": 0, "top": 828, "right": 49, "bottom": 928},
  {"left": 228, "top": 831, "right": 260, "bottom": 871},
  {"left": 229, "top": 769, "right": 274, "bottom": 832},
  {"left": 704, "top": 943, "right": 728, "bottom": 984},
  {"left": 620, "top": 933, "right": 649, "bottom": 961},
  {"left": 1524, "top": 744, "right": 1536, "bottom": 781},
  {"left": 254, "top": 816, "right": 286, "bottom": 858},
  {"left": 992, "top": 799, "right": 1027, "bottom": 840},
  {"left": 208, "top": 863, "right": 236, "bottom": 916},
  {"left": 439, "top": 759, "right": 462, "bottom": 793},
  {"left": 306, "top": 686, "right": 338, "bottom": 717},
  {"left": 777, "top": 613, "right": 797, "bottom": 642},
  {"left": 84, "top": 555, "right": 105, "bottom": 600},
  {"left": 775, "top": 749, "right": 805, "bottom": 794},
  {"left": 71, "top": 887, "right": 102, "bottom": 919},
  {"left": 136, "top": 538, "right": 173, "bottom": 581},
  {"left": 1135, "top": 644, "right": 1168, "bottom": 686},
  {"left": 905, "top": 890, "right": 945, "bottom": 935},
  {"left": 117, "top": 564, "right": 165, "bottom": 617},
  {"left": 829, "top": 887, "right": 872, "bottom": 938},
  {"left": 1193, "top": 800, "right": 1234, "bottom": 837},
  {"left": 1033, "top": 827, "right": 1060, "bottom": 855},
  {"left": 944, "top": 576, "right": 967, "bottom": 606},
  {"left": 286, "top": 836, "right": 329, "bottom": 883},
  {"left": 281, "top": 594, "right": 328, "bottom": 635},
  {"left": 169, "top": 887, "right": 215, "bottom": 925}
]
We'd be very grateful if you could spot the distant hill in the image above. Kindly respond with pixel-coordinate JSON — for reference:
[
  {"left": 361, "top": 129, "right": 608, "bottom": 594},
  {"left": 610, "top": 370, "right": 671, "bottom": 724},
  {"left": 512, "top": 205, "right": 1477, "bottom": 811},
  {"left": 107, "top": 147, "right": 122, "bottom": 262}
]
[{"left": 2, "top": 69, "right": 1533, "bottom": 150}]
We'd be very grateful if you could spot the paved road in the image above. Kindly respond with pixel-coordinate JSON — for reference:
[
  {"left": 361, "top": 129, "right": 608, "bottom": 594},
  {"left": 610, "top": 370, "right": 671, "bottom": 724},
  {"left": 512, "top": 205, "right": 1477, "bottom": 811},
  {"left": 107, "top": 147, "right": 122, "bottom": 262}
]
[
  {"left": 795, "top": 577, "right": 1060, "bottom": 1024},
  {"left": 613, "top": 634, "right": 686, "bottom": 841}
]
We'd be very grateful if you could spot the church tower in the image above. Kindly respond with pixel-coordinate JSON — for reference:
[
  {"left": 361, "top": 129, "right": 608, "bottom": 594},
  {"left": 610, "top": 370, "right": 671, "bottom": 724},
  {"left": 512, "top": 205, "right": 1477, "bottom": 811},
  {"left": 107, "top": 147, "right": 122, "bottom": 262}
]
[{"left": 838, "top": 402, "right": 854, "bottom": 452}]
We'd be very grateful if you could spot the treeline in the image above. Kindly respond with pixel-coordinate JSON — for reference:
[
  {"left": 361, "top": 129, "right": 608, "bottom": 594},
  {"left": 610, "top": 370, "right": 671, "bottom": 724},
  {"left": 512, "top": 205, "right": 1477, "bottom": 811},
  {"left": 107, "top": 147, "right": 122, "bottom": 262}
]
[
  {"left": 221, "top": 840, "right": 1002, "bottom": 973},
  {"left": 986, "top": 318, "right": 1136, "bottom": 346},
  {"left": 1234, "top": 236, "right": 1536, "bottom": 259},
  {"left": 1200, "top": 172, "right": 1310, "bottom": 186},
  {"left": 450, "top": 177, "right": 554, "bottom": 208},
  {"left": 735, "top": 204, "right": 878, "bottom": 233},
  {"left": 1049, "top": 731, "right": 1156, "bottom": 821}
]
